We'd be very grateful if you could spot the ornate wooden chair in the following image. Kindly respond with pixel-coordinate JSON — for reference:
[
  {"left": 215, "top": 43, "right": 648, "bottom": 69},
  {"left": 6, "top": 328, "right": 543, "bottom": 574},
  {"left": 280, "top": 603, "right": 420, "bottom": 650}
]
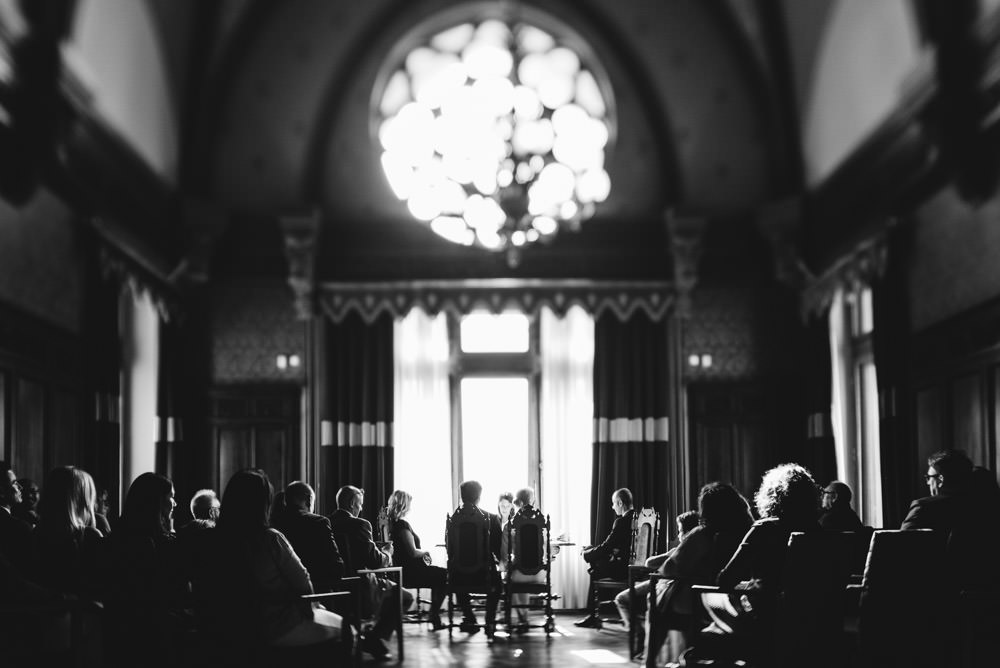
[
  {"left": 503, "top": 507, "right": 559, "bottom": 634},
  {"left": 588, "top": 507, "right": 660, "bottom": 630},
  {"left": 445, "top": 507, "right": 500, "bottom": 638}
]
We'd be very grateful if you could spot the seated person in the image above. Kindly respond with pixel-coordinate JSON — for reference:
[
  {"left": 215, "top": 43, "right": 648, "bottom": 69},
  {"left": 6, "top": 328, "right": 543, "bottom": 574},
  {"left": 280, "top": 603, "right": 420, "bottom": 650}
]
[
  {"left": 646, "top": 485, "right": 753, "bottom": 661},
  {"left": 0, "top": 463, "right": 32, "bottom": 573},
  {"left": 818, "top": 481, "right": 863, "bottom": 532},
  {"left": 507, "top": 486, "right": 553, "bottom": 629},
  {"left": 14, "top": 477, "right": 39, "bottom": 527},
  {"left": 191, "top": 470, "right": 343, "bottom": 653},
  {"left": 498, "top": 491, "right": 514, "bottom": 570},
  {"left": 179, "top": 488, "right": 220, "bottom": 535},
  {"left": 271, "top": 481, "right": 344, "bottom": 593},
  {"left": 328, "top": 485, "right": 409, "bottom": 659},
  {"left": 385, "top": 489, "right": 447, "bottom": 629},
  {"left": 575, "top": 487, "right": 635, "bottom": 628},
  {"left": 95, "top": 488, "right": 113, "bottom": 536},
  {"left": 901, "top": 449, "right": 974, "bottom": 532},
  {"left": 448, "top": 479, "right": 503, "bottom": 637},
  {"left": 613, "top": 509, "right": 700, "bottom": 632},
  {"left": 103, "top": 472, "right": 189, "bottom": 668},
  {"left": 700, "top": 464, "right": 820, "bottom": 654}
]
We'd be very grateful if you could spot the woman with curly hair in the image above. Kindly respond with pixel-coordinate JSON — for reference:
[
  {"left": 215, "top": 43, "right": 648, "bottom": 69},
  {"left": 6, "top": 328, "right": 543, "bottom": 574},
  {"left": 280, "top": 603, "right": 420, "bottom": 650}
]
[
  {"left": 697, "top": 463, "right": 820, "bottom": 649},
  {"left": 386, "top": 489, "right": 447, "bottom": 629}
]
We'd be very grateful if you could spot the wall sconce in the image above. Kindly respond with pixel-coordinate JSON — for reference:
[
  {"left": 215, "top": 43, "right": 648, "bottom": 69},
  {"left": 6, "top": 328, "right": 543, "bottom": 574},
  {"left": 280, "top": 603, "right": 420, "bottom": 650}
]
[
  {"left": 276, "top": 353, "right": 302, "bottom": 371},
  {"left": 688, "top": 353, "right": 713, "bottom": 369}
]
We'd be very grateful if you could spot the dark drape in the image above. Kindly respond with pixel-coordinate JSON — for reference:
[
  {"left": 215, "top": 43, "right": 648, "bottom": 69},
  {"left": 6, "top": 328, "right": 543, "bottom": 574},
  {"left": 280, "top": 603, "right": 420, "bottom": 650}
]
[
  {"left": 803, "top": 313, "right": 838, "bottom": 486},
  {"left": 155, "top": 320, "right": 181, "bottom": 482},
  {"left": 591, "top": 312, "right": 669, "bottom": 551},
  {"left": 321, "top": 312, "right": 394, "bottom": 523},
  {"left": 872, "top": 230, "right": 913, "bottom": 527}
]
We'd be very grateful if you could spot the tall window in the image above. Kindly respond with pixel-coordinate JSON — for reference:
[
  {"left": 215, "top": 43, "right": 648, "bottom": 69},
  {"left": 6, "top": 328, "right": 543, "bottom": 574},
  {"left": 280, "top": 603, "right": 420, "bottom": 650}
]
[
  {"left": 450, "top": 311, "right": 539, "bottom": 509},
  {"left": 830, "top": 285, "right": 883, "bottom": 526}
]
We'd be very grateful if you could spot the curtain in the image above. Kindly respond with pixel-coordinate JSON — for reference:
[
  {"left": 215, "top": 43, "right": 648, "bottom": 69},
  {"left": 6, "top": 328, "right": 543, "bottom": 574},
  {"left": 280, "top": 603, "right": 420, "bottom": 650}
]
[
  {"left": 803, "top": 313, "right": 837, "bottom": 486},
  {"left": 540, "top": 305, "right": 594, "bottom": 609},
  {"left": 321, "top": 312, "right": 394, "bottom": 524},
  {"left": 393, "top": 309, "right": 452, "bottom": 559},
  {"left": 829, "top": 288, "right": 852, "bottom": 487},
  {"left": 872, "top": 231, "right": 912, "bottom": 527},
  {"left": 591, "top": 312, "right": 670, "bottom": 550}
]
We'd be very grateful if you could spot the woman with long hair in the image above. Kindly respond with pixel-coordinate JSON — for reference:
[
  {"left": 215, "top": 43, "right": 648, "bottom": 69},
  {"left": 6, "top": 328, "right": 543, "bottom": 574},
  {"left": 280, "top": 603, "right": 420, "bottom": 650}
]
[
  {"left": 191, "top": 468, "right": 343, "bottom": 652},
  {"left": 386, "top": 489, "right": 447, "bottom": 629},
  {"left": 31, "top": 466, "right": 103, "bottom": 596}
]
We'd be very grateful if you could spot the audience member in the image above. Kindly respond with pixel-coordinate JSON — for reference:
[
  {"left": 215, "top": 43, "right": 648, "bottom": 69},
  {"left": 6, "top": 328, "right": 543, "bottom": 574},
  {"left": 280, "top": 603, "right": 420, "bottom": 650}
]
[
  {"left": 96, "top": 487, "right": 113, "bottom": 535},
  {"left": 506, "top": 486, "right": 550, "bottom": 630},
  {"left": 702, "top": 464, "right": 820, "bottom": 646},
  {"left": 179, "top": 488, "right": 220, "bottom": 535},
  {"left": 646, "top": 484, "right": 753, "bottom": 661},
  {"left": 901, "top": 450, "right": 974, "bottom": 532},
  {"left": 14, "top": 477, "right": 39, "bottom": 527},
  {"left": 191, "top": 470, "right": 343, "bottom": 652},
  {"left": 576, "top": 487, "right": 635, "bottom": 628},
  {"left": 613, "top": 509, "right": 700, "bottom": 633},
  {"left": 328, "top": 484, "right": 408, "bottom": 659},
  {"left": 818, "top": 481, "right": 863, "bottom": 531},
  {"left": 448, "top": 479, "right": 503, "bottom": 638},
  {"left": 385, "top": 489, "right": 447, "bottom": 630},
  {"left": 1, "top": 462, "right": 31, "bottom": 572},
  {"left": 271, "top": 481, "right": 345, "bottom": 593},
  {"left": 30, "top": 466, "right": 104, "bottom": 597},
  {"left": 103, "top": 472, "right": 188, "bottom": 668}
]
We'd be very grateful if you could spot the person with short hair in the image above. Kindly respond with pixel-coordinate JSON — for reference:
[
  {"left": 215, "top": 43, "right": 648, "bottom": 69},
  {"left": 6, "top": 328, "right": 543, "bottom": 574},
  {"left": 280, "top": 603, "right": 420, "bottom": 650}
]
[
  {"left": 901, "top": 450, "right": 975, "bottom": 532},
  {"left": 575, "top": 487, "right": 635, "bottom": 628},
  {"left": 818, "top": 480, "right": 864, "bottom": 531},
  {"left": 0, "top": 462, "right": 31, "bottom": 572},
  {"left": 328, "top": 484, "right": 407, "bottom": 659},
  {"left": 179, "top": 488, "right": 220, "bottom": 535},
  {"left": 13, "top": 477, "right": 39, "bottom": 527},
  {"left": 385, "top": 489, "right": 447, "bottom": 629},
  {"left": 449, "top": 480, "right": 503, "bottom": 637},
  {"left": 271, "top": 481, "right": 344, "bottom": 593}
]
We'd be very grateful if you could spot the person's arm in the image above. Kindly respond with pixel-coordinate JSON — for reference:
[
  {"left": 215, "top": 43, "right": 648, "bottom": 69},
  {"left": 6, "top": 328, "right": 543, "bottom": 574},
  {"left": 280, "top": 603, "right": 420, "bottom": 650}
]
[
  {"left": 360, "top": 519, "right": 392, "bottom": 569},
  {"left": 716, "top": 524, "right": 760, "bottom": 589},
  {"left": 644, "top": 548, "right": 674, "bottom": 570},
  {"left": 315, "top": 517, "right": 345, "bottom": 589},
  {"left": 489, "top": 513, "right": 503, "bottom": 564},
  {"left": 272, "top": 531, "right": 314, "bottom": 596},
  {"left": 900, "top": 499, "right": 924, "bottom": 531},
  {"left": 588, "top": 512, "right": 630, "bottom": 562},
  {"left": 396, "top": 522, "right": 427, "bottom": 561},
  {"left": 659, "top": 529, "right": 708, "bottom": 580}
]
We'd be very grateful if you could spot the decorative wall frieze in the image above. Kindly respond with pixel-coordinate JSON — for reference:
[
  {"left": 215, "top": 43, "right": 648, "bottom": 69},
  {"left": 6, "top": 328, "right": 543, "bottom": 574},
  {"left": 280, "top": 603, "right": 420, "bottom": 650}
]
[
  {"left": 97, "top": 237, "right": 180, "bottom": 323},
  {"left": 801, "top": 233, "right": 888, "bottom": 318},
  {"left": 664, "top": 210, "right": 707, "bottom": 318},
  {"left": 317, "top": 279, "right": 675, "bottom": 324},
  {"left": 280, "top": 210, "right": 321, "bottom": 320}
]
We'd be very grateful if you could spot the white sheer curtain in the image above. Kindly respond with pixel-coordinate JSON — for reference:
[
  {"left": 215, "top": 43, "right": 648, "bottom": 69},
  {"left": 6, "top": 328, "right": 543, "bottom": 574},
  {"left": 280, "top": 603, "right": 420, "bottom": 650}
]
[
  {"left": 828, "top": 288, "right": 852, "bottom": 486},
  {"left": 393, "top": 309, "right": 452, "bottom": 563},
  {"left": 540, "top": 305, "right": 594, "bottom": 609}
]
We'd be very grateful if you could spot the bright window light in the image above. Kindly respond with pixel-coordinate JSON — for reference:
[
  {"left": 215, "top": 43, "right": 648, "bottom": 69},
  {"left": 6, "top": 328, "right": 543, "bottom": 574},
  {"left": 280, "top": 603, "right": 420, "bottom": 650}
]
[
  {"left": 460, "top": 310, "right": 529, "bottom": 352},
  {"left": 460, "top": 377, "right": 529, "bottom": 508}
]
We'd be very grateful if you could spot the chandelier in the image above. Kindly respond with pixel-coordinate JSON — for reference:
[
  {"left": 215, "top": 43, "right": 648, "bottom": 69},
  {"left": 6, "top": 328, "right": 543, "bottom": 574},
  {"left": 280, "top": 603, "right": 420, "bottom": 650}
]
[{"left": 376, "top": 19, "right": 612, "bottom": 266}]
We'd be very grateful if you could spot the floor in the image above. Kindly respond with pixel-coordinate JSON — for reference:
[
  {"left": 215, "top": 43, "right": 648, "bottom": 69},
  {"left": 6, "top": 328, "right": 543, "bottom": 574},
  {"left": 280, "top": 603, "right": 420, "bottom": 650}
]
[{"left": 372, "top": 612, "right": 642, "bottom": 667}]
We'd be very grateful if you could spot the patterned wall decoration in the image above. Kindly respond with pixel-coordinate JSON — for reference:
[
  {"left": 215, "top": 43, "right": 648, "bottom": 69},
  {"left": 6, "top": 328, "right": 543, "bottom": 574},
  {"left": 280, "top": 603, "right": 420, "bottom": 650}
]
[
  {"left": 211, "top": 279, "right": 305, "bottom": 383},
  {"left": 684, "top": 285, "right": 803, "bottom": 381}
]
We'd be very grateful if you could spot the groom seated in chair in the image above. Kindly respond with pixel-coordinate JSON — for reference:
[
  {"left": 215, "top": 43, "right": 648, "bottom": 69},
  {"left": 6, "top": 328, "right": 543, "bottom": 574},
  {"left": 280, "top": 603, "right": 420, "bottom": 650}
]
[
  {"left": 450, "top": 480, "right": 503, "bottom": 637},
  {"left": 576, "top": 487, "right": 635, "bottom": 628}
]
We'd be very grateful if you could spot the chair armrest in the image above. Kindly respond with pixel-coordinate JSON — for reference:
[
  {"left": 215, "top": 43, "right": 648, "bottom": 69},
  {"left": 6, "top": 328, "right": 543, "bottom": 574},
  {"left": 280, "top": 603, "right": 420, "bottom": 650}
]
[
  {"left": 845, "top": 584, "right": 863, "bottom": 593},
  {"left": 301, "top": 592, "right": 352, "bottom": 603},
  {"left": 691, "top": 585, "right": 722, "bottom": 593}
]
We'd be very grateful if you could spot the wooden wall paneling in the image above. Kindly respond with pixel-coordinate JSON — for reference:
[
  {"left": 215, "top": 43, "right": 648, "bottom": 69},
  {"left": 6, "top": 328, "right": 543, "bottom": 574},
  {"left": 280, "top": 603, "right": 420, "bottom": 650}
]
[
  {"left": 13, "top": 377, "right": 45, "bottom": 484},
  {"left": 255, "top": 427, "right": 291, "bottom": 491},
  {"left": 915, "top": 386, "right": 946, "bottom": 475},
  {"left": 951, "top": 372, "right": 988, "bottom": 465},
  {"left": 50, "top": 387, "right": 80, "bottom": 470},
  {"left": 217, "top": 426, "right": 252, "bottom": 492}
]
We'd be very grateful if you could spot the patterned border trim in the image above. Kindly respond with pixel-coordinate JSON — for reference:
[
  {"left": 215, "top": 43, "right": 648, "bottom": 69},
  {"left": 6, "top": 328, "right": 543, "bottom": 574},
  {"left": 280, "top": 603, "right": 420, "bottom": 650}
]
[
  {"left": 593, "top": 417, "right": 669, "bottom": 443},
  {"left": 321, "top": 421, "right": 393, "bottom": 447},
  {"left": 318, "top": 279, "right": 675, "bottom": 324}
]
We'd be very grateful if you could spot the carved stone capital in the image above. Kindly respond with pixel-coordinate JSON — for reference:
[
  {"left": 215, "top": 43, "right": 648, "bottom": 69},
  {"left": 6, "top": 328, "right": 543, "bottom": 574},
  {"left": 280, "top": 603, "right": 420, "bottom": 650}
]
[
  {"left": 755, "top": 196, "right": 812, "bottom": 290},
  {"left": 664, "top": 210, "right": 707, "bottom": 318},
  {"left": 280, "top": 210, "right": 321, "bottom": 320},
  {"left": 168, "top": 197, "right": 227, "bottom": 287}
]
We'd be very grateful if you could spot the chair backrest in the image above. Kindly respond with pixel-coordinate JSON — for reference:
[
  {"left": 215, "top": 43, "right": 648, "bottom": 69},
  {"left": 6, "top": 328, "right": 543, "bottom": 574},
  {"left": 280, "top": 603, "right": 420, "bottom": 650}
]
[
  {"left": 510, "top": 507, "right": 548, "bottom": 576},
  {"left": 845, "top": 526, "right": 875, "bottom": 576},
  {"left": 773, "top": 531, "right": 855, "bottom": 667},
  {"left": 446, "top": 508, "right": 491, "bottom": 577},
  {"left": 859, "top": 529, "right": 948, "bottom": 667},
  {"left": 630, "top": 508, "right": 660, "bottom": 567}
]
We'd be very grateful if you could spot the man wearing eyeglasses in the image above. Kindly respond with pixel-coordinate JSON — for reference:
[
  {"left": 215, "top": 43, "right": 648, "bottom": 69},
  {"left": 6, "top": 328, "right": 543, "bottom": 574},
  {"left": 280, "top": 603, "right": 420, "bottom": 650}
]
[
  {"left": 901, "top": 450, "right": 974, "bottom": 531},
  {"left": 818, "top": 481, "right": 864, "bottom": 531}
]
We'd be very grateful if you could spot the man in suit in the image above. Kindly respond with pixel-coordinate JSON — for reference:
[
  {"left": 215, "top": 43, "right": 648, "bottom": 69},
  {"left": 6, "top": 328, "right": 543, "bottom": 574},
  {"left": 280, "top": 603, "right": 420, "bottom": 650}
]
[
  {"left": 272, "top": 481, "right": 345, "bottom": 592},
  {"left": 329, "top": 485, "right": 408, "bottom": 660},
  {"left": 901, "top": 450, "right": 974, "bottom": 532},
  {"left": 0, "top": 462, "right": 31, "bottom": 573},
  {"left": 449, "top": 479, "right": 503, "bottom": 637},
  {"left": 575, "top": 486, "right": 636, "bottom": 628},
  {"left": 818, "top": 480, "right": 864, "bottom": 531}
]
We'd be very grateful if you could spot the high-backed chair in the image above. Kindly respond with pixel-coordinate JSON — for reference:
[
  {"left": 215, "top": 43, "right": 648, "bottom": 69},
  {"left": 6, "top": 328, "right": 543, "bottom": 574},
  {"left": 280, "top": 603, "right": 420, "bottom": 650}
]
[
  {"left": 503, "top": 507, "right": 559, "bottom": 634},
  {"left": 856, "top": 529, "right": 947, "bottom": 668},
  {"left": 688, "top": 530, "right": 855, "bottom": 668},
  {"left": 588, "top": 507, "right": 660, "bottom": 629},
  {"left": 445, "top": 508, "right": 500, "bottom": 638}
]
